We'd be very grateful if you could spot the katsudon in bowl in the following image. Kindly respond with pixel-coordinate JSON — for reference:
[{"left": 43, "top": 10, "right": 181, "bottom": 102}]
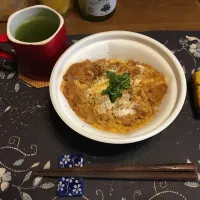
[
  {"left": 61, "top": 59, "right": 168, "bottom": 134},
  {"left": 50, "top": 31, "right": 186, "bottom": 144}
]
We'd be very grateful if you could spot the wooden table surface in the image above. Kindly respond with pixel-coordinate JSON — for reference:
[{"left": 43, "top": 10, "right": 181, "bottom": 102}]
[{"left": 1, "top": 0, "right": 200, "bottom": 87}]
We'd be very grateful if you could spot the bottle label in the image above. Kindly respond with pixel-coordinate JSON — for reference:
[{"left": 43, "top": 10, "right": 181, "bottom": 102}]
[{"left": 85, "top": 0, "right": 116, "bottom": 16}]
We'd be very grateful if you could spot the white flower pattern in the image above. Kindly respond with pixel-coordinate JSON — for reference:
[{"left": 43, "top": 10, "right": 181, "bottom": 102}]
[
  {"left": 57, "top": 181, "right": 65, "bottom": 192},
  {"left": 75, "top": 158, "right": 84, "bottom": 167},
  {"left": 189, "top": 42, "right": 200, "bottom": 58},
  {"left": 179, "top": 38, "right": 188, "bottom": 47},
  {"left": 65, "top": 178, "right": 74, "bottom": 183},
  {"left": 72, "top": 184, "right": 82, "bottom": 194},
  {"left": 60, "top": 155, "right": 71, "bottom": 166},
  {"left": 0, "top": 168, "right": 11, "bottom": 192}
]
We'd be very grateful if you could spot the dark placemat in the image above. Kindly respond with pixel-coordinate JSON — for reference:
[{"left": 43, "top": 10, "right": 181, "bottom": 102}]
[{"left": 0, "top": 31, "right": 200, "bottom": 200}]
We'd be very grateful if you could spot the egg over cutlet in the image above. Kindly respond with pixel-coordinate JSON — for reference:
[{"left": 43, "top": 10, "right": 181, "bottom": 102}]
[{"left": 61, "top": 59, "right": 168, "bottom": 133}]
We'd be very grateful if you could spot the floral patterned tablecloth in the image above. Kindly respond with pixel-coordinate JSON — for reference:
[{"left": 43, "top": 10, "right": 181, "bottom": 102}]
[{"left": 1, "top": 31, "right": 200, "bottom": 200}]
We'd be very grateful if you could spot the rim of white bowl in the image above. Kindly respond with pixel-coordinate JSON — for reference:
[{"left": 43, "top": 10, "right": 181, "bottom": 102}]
[{"left": 49, "top": 31, "right": 186, "bottom": 144}]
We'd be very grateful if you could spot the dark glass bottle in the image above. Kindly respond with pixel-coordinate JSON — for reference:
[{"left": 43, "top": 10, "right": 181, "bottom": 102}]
[{"left": 78, "top": 0, "right": 117, "bottom": 22}]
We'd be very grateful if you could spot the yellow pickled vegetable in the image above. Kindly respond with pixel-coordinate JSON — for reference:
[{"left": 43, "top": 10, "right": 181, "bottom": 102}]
[
  {"left": 193, "top": 71, "right": 200, "bottom": 85},
  {"left": 40, "top": 0, "right": 74, "bottom": 17},
  {"left": 192, "top": 71, "right": 200, "bottom": 112}
]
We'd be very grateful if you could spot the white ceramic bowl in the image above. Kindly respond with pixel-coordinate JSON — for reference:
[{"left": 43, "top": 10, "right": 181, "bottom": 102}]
[{"left": 49, "top": 31, "right": 186, "bottom": 144}]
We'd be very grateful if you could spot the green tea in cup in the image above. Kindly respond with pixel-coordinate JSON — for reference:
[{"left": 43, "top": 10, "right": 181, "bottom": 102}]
[
  {"left": 15, "top": 16, "right": 59, "bottom": 42},
  {"left": 5, "top": 5, "right": 68, "bottom": 80}
]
